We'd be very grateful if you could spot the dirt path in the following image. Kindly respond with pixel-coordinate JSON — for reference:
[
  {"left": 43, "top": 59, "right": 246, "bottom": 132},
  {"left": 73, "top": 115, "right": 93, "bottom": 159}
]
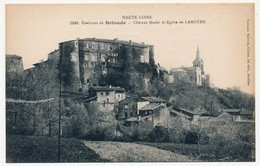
[{"left": 84, "top": 141, "right": 197, "bottom": 162}]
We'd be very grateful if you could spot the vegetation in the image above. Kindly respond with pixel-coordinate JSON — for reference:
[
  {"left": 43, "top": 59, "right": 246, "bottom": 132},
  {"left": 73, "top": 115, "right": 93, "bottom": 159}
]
[
  {"left": 138, "top": 122, "right": 255, "bottom": 161},
  {"left": 157, "top": 79, "right": 254, "bottom": 115},
  {"left": 6, "top": 135, "right": 108, "bottom": 162}
]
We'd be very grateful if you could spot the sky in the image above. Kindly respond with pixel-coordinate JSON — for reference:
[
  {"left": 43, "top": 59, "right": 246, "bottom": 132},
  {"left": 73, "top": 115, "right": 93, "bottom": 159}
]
[{"left": 6, "top": 4, "right": 255, "bottom": 94}]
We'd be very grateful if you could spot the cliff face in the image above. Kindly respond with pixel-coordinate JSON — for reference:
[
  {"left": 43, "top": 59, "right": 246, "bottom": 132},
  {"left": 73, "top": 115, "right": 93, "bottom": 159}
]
[{"left": 59, "top": 38, "right": 157, "bottom": 93}]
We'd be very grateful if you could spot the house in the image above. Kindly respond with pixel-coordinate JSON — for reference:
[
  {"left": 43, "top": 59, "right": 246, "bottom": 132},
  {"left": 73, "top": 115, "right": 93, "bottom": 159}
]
[
  {"left": 117, "top": 96, "right": 138, "bottom": 120},
  {"left": 240, "top": 109, "right": 254, "bottom": 120},
  {"left": 88, "top": 86, "right": 126, "bottom": 103},
  {"left": 125, "top": 96, "right": 169, "bottom": 128},
  {"left": 222, "top": 109, "right": 241, "bottom": 115},
  {"left": 169, "top": 107, "right": 201, "bottom": 121},
  {"left": 137, "top": 96, "right": 166, "bottom": 114}
]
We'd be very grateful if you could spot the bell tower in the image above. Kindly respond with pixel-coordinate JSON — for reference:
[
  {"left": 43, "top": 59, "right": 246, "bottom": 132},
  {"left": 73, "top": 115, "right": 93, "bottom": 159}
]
[{"left": 193, "top": 46, "right": 204, "bottom": 74}]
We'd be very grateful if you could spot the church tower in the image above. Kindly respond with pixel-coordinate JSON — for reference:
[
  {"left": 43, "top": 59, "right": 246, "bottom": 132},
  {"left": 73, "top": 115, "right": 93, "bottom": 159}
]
[{"left": 193, "top": 46, "right": 204, "bottom": 74}]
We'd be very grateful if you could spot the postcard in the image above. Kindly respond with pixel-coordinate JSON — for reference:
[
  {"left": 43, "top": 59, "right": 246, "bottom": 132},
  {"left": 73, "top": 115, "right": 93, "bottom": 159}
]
[{"left": 5, "top": 3, "right": 255, "bottom": 163}]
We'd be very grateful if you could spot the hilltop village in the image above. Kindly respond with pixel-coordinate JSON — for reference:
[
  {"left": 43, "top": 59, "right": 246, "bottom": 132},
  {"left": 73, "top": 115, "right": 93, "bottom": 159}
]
[{"left": 6, "top": 38, "right": 254, "bottom": 135}]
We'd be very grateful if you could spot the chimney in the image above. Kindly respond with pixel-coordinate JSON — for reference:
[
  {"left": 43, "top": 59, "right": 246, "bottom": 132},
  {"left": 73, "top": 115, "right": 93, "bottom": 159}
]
[
  {"left": 129, "top": 40, "right": 132, "bottom": 45},
  {"left": 114, "top": 38, "right": 118, "bottom": 42},
  {"left": 142, "top": 42, "right": 145, "bottom": 45},
  {"left": 76, "top": 37, "right": 80, "bottom": 40}
]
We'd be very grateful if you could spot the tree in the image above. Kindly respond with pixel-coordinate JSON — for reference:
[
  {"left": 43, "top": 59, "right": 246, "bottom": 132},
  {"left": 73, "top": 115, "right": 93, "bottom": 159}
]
[{"left": 168, "top": 115, "right": 190, "bottom": 149}]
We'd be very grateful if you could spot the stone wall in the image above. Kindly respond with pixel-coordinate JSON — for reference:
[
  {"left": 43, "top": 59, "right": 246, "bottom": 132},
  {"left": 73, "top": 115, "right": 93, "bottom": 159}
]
[{"left": 59, "top": 38, "right": 156, "bottom": 93}]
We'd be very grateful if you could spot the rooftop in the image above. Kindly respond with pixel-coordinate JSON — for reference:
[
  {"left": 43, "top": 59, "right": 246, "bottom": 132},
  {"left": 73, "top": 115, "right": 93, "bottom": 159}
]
[
  {"left": 240, "top": 109, "right": 254, "bottom": 115},
  {"left": 223, "top": 109, "right": 241, "bottom": 113},
  {"left": 60, "top": 38, "right": 152, "bottom": 48},
  {"left": 90, "top": 86, "right": 125, "bottom": 92},
  {"left": 139, "top": 103, "right": 161, "bottom": 111},
  {"left": 6, "top": 54, "right": 22, "bottom": 59},
  {"left": 141, "top": 97, "right": 166, "bottom": 103}
]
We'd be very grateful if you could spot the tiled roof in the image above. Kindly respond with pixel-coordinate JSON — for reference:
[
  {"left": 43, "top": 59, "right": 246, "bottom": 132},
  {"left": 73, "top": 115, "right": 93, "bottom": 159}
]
[
  {"left": 223, "top": 109, "right": 241, "bottom": 113},
  {"left": 139, "top": 103, "right": 161, "bottom": 111},
  {"left": 90, "top": 86, "right": 125, "bottom": 92},
  {"left": 141, "top": 97, "right": 166, "bottom": 103},
  {"left": 169, "top": 109, "right": 192, "bottom": 119}
]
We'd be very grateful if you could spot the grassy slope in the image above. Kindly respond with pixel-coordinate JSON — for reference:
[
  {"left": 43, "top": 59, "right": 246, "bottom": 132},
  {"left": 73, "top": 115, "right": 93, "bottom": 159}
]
[
  {"left": 137, "top": 142, "right": 220, "bottom": 162},
  {"left": 6, "top": 135, "right": 108, "bottom": 163}
]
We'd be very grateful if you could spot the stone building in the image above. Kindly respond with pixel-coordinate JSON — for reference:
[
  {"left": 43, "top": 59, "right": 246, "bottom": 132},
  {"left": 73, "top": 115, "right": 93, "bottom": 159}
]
[
  {"left": 6, "top": 54, "right": 24, "bottom": 77},
  {"left": 117, "top": 96, "right": 139, "bottom": 120},
  {"left": 124, "top": 96, "right": 169, "bottom": 127},
  {"left": 170, "top": 46, "right": 210, "bottom": 86},
  {"left": 88, "top": 86, "right": 126, "bottom": 103},
  {"left": 58, "top": 38, "right": 155, "bottom": 93},
  {"left": 6, "top": 55, "right": 25, "bottom": 99}
]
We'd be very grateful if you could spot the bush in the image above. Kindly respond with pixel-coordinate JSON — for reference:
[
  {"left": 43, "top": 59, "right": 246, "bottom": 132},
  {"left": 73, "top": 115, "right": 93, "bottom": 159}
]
[{"left": 149, "top": 126, "right": 169, "bottom": 142}]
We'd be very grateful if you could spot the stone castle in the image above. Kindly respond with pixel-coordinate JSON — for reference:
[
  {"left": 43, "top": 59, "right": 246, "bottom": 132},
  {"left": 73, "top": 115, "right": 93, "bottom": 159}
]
[
  {"left": 58, "top": 38, "right": 155, "bottom": 93},
  {"left": 6, "top": 38, "right": 210, "bottom": 100}
]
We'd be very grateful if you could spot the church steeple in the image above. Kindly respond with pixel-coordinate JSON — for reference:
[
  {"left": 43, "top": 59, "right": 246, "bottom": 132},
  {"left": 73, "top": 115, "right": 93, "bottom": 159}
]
[
  {"left": 193, "top": 45, "right": 204, "bottom": 74},
  {"left": 196, "top": 45, "right": 200, "bottom": 59}
]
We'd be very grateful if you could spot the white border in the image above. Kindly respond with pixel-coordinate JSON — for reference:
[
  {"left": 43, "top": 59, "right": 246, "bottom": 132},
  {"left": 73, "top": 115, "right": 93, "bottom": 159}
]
[{"left": 1, "top": 0, "right": 259, "bottom": 166}]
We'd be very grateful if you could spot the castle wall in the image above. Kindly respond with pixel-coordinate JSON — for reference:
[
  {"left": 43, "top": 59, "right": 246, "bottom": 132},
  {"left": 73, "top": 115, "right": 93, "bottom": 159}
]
[
  {"left": 59, "top": 38, "right": 155, "bottom": 93},
  {"left": 6, "top": 55, "right": 24, "bottom": 76}
]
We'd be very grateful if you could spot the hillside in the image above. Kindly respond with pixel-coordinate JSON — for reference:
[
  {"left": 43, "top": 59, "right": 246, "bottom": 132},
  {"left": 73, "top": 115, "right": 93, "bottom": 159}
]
[{"left": 156, "top": 78, "right": 254, "bottom": 115}]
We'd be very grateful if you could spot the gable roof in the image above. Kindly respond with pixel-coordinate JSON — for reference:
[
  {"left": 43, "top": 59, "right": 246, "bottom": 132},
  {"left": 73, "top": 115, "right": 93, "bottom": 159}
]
[
  {"left": 139, "top": 103, "right": 161, "bottom": 111},
  {"left": 141, "top": 97, "right": 166, "bottom": 103}
]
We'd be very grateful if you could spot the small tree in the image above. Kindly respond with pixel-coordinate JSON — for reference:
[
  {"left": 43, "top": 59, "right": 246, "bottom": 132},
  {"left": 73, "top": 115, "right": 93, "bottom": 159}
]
[{"left": 168, "top": 115, "right": 190, "bottom": 149}]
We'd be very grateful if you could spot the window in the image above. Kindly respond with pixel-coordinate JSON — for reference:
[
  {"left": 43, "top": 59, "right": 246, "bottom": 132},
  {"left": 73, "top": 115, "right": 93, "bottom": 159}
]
[
  {"left": 124, "top": 104, "right": 129, "bottom": 109},
  {"left": 101, "top": 92, "right": 103, "bottom": 96},
  {"left": 145, "top": 111, "right": 148, "bottom": 115},
  {"left": 110, "top": 46, "right": 113, "bottom": 50},
  {"left": 106, "top": 91, "right": 109, "bottom": 95},
  {"left": 87, "top": 79, "right": 90, "bottom": 83},
  {"left": 149, "top": 111, "right": 153, "bottom": 114},
  {"left": 140, "top": 55, "right": 145, "bottom": 62}
]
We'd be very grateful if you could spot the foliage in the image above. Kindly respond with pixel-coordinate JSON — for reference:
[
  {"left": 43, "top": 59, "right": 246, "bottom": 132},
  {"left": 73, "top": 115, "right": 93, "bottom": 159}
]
[
  {"left": 168, "top": 116, "right": 190, "bottom": 145},
  {"left": 149, "top": 126, "right": 169, "bottom": 142},
  {"left": 6, "top": 135, "right": 108, "bottom": 162},
  {"left": 62, "top": 100, "right": 89, "bottom": 138},
  {"left": 157, "top": 79, "right": 254, "bottom": 116},
  {"left": 208, "top": 122, "right": 255, "bottom": 161}
]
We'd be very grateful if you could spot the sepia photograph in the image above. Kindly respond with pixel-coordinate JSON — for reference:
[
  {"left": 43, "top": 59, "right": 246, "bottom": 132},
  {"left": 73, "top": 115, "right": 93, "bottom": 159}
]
[{"left": 4, "top": 2, "right": 256, "bottom": 163}]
